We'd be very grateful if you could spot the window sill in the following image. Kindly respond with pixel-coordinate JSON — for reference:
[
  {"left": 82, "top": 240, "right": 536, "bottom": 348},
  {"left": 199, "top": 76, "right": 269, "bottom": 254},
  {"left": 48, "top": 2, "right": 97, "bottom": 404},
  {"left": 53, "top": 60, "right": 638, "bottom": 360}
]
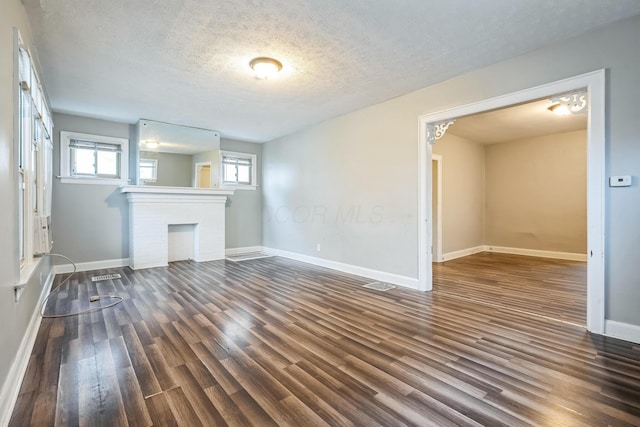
[
  {"left": 17, "top": 256, "right": 43, "bottom": 287},
  {"left": 220, "top": 184, "right": 257, "bottom": 191},
  {"left": 57, "top": 176, "right": 130, "bottom": 186}
]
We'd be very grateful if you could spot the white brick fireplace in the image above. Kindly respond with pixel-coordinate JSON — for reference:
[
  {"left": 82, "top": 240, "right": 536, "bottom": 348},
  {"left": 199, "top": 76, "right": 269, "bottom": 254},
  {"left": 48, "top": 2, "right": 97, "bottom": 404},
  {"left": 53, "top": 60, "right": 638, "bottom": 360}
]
[{"left": 120, "top": 186, "right": 233, "bottom": 269}]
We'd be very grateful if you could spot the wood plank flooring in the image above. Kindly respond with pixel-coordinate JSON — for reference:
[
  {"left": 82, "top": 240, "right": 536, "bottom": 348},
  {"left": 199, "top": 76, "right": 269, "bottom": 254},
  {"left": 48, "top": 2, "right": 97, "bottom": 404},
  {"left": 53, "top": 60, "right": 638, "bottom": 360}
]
[
  {"left": 9, "top": 256, "right": 640, "bottom": 426},
  {"left": 433, "top": 252, "right": 587, "bottom": 325}
]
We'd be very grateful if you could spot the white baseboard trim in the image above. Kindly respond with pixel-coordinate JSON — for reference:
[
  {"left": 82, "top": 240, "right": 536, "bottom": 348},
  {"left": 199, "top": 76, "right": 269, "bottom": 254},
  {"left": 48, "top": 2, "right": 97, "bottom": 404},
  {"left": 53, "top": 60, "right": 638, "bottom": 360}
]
[
  {"left": 441, "top": 246, "right": 484, "bottom": 262},
  {"left": 483, "top": 246, "right": 588, "bottom": 262},
  {"left": 53, "top": 258, "right": 130, "bottom": 274},
  {"left": 604, "top": 320, "right": 640, "bottom": 345},
  {"left": 0, "top": 270, "right": 55, "bottom": 426},
  {"left": 262, "top": 247, "right": 420, "bottom": 290},
  {"left": 225, "top": 246, "right": 264, "bottom": 256}
]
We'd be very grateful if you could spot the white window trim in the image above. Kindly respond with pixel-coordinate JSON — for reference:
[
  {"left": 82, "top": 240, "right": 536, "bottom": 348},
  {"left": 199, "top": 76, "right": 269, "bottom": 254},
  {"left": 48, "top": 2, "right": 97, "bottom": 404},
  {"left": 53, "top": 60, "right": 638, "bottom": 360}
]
[
  {"left": 220, "top": 150, "right": 257, "bottom": 190},
  {"left": 14, "top": 28, "right": 52, "bottom": 286},
  {"left": 59, "top": 131, "right": 129, "bottom": 185}
]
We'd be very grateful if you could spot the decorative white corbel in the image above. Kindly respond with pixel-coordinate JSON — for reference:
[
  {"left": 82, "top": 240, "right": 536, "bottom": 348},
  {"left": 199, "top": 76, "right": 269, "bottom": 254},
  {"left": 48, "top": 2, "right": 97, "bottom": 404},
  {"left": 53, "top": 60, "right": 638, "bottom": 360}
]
[
  {"left": 426, "top": 119, "right": 455, "bottom": 144},
  {"left": 549, "top": 91, "right": 588, "bottom": 115}
]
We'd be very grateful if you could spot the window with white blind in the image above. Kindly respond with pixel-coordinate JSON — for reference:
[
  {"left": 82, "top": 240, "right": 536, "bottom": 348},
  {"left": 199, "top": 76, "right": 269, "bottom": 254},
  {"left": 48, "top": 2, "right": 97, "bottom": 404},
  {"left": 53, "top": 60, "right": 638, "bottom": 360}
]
[
  {"left": 220, "top": 151, "right": 257, "bottom": 189},
  {"left": 59, "top": 131, "right": 129, "bottom": 185}
]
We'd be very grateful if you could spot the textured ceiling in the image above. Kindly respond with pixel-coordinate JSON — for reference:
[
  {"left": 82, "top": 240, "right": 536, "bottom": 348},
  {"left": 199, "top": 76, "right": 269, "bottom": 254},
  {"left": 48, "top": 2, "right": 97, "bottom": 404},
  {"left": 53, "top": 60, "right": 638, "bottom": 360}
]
[
  {"left": 449, "top": 99, "right": 587, "bottom": 144},
  {"left": 23, "top": 0, "right": 640, "bottom": 142}
]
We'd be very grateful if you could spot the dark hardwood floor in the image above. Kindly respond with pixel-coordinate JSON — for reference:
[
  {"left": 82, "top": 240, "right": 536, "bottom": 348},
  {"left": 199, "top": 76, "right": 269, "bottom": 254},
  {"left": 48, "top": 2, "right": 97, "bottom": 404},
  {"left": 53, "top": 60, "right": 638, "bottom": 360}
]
[
  {"left": 9, "top": 255, "right": 640, "bottom": 426},
  {"left": 433, "top": 252, "right": 587, "bottom": 326}
]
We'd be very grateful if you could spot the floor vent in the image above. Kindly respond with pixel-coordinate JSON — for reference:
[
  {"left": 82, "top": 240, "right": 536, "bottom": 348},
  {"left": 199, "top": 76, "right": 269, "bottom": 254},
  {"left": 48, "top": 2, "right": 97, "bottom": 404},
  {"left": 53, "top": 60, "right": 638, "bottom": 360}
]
[
  {"left": 363, "top": 281, "right": 396, "bottom": 291},
  {"left": 226, "top": 252, "right": 273, "bottom": 262},
  {"left": 91, "top": 273, "right": 122, "bottom": 282}
]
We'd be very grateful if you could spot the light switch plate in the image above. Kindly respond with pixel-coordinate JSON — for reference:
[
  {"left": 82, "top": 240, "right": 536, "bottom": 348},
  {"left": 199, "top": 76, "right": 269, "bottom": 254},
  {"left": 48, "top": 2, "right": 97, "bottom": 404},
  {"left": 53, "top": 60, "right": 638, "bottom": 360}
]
[{"left": 609, "top": 176, "right": 632, "bottom": 187}]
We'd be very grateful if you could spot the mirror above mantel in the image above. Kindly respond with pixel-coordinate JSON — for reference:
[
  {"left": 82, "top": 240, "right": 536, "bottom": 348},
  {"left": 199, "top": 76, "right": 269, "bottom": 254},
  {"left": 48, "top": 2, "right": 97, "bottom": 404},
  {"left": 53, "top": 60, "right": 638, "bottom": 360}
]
[{"left": 136, "top": 119, "right": 221, "bottom": 188}]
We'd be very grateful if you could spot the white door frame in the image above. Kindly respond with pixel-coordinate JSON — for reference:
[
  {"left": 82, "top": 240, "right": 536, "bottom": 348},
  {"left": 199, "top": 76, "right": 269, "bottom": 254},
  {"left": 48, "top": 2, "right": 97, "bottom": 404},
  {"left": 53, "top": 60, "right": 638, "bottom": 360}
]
[
  {"left": 432, "top": 154, "right": 443, "bottom": 262},
  {"left": 418, "top": 69, "right": 606, "bottom": 334}
]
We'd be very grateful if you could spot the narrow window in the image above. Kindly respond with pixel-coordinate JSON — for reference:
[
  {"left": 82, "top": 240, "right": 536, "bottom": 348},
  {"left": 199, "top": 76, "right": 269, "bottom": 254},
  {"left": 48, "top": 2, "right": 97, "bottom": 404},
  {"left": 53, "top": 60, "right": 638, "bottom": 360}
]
[{"left": 15, "top": 29, "right": 54, "bottom": 277}]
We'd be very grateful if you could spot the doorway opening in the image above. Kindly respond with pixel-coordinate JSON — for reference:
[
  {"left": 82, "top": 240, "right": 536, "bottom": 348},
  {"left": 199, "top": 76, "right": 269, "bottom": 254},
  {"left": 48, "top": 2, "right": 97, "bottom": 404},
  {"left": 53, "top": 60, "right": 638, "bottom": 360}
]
[
  {"left": 195, "top": 162, "right": 212, "bottom": 188},
  {"left": 430, "top": 100, "right": 587, "bottom": 325},
  {"left": 418, "top": 70, "right": 605, "bottom": 334}
]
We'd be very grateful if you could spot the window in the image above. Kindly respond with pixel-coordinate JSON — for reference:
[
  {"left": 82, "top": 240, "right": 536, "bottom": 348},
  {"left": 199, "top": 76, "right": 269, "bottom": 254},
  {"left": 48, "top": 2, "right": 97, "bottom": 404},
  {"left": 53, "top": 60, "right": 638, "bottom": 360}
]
[
  {"left": 18, "top": 72, "right": 30, "bottom": 268},
  {"left": 221, "top": 151, "right": 257, "bottom": 189},
  {"left": 59, "top": 131, "right": 129, "bottom": 185},
  {"left": 70, "top": 140, "right": 121, "bottom": 178},
  {"left": 139, "top": 158, "right": 158, "bottom": 182},
  {"left": 15, "top": 29, "right": 53, "bottom": 282}
]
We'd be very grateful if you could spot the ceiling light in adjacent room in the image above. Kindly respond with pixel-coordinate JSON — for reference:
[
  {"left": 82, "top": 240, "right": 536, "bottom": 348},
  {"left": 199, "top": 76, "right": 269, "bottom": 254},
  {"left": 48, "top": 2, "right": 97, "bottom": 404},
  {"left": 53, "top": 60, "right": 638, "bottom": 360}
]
[
  {"left": 145, "top": 140, "right": 159, "bottom": 149},
  {"left": 548, "top": 103, "right": 571, "bottom": 116},
  {"left": 249, "top": 57, "right": 282, "bottom": 79}
]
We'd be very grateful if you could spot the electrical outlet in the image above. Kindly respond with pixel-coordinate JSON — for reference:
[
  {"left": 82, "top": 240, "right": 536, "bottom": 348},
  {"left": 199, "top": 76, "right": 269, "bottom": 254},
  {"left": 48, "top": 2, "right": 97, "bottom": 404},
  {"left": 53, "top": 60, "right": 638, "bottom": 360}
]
[
  {"left": 316, "top": 243, "right": 321, "bottom": 252},
  {"left": 609, "top": 176, "right": 632, "bottom": 187}
]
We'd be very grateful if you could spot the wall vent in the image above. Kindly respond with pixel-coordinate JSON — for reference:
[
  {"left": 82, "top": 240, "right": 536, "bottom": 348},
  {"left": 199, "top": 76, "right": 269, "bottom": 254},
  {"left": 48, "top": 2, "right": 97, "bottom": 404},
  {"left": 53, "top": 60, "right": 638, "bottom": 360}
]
[
  {"left": 91, "top": 273, "right": 121, "bottom": 282},
  {"left": 362, "top": 282, "right": 396, "bottom": 291}
]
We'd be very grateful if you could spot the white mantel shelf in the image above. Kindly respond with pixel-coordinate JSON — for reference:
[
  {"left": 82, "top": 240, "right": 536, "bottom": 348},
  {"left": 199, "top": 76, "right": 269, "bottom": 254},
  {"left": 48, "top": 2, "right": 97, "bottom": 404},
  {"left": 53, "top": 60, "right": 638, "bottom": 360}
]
[
  {"left": 120, "top": 185, "right": 234, "bottom": 196},
  {"left": 120, "top": 185, "right": 232, "bottom": 270}
]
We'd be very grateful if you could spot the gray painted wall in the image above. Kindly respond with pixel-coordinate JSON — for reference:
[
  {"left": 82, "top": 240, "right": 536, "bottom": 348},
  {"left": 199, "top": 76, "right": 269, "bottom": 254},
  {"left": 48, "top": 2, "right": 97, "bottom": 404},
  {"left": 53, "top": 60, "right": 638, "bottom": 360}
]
[
  {"left": 52, "top": 113, "right": 131, "bottom": 263},
  {"left": 262, "top": 16, "right": 640, "bottom": 325},
  {"left": 0, "top": 0, "right": 55, "bottom": 412},
  {"left": 221, "top": 138, "right": 263, "bottom": 249}
]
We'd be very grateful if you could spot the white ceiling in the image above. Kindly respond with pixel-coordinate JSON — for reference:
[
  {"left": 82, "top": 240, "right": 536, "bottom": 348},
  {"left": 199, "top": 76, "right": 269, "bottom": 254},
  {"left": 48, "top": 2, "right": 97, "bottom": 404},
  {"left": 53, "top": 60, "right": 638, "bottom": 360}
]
[
  {"left": 23, "top": 0, "right": 640, "bottom": 142},
  {"left": 448, "top": 98, "right": 588, "bottom": 144}
]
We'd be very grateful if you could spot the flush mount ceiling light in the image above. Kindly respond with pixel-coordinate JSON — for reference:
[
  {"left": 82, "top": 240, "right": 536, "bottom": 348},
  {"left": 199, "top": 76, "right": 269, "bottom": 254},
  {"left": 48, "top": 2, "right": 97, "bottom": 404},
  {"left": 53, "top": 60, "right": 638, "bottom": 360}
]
[
  {"left": 144, "top": 140, "right": 159, "bottom": 149},
  {"left": 249, "top": 57, "right": 282, "bottom": 80},
  {"left": 548, "top": 91, "right": 588, "bottom": 116}
]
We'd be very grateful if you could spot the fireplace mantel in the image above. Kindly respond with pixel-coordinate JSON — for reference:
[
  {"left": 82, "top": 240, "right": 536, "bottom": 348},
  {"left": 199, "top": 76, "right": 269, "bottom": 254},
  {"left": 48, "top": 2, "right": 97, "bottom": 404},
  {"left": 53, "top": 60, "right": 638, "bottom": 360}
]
[
  {"left": 120, "top": 186, "right": 233, "bottom": 269},
  {"left": 120, "top": 185, "right": 234, "bottom": 197}
]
